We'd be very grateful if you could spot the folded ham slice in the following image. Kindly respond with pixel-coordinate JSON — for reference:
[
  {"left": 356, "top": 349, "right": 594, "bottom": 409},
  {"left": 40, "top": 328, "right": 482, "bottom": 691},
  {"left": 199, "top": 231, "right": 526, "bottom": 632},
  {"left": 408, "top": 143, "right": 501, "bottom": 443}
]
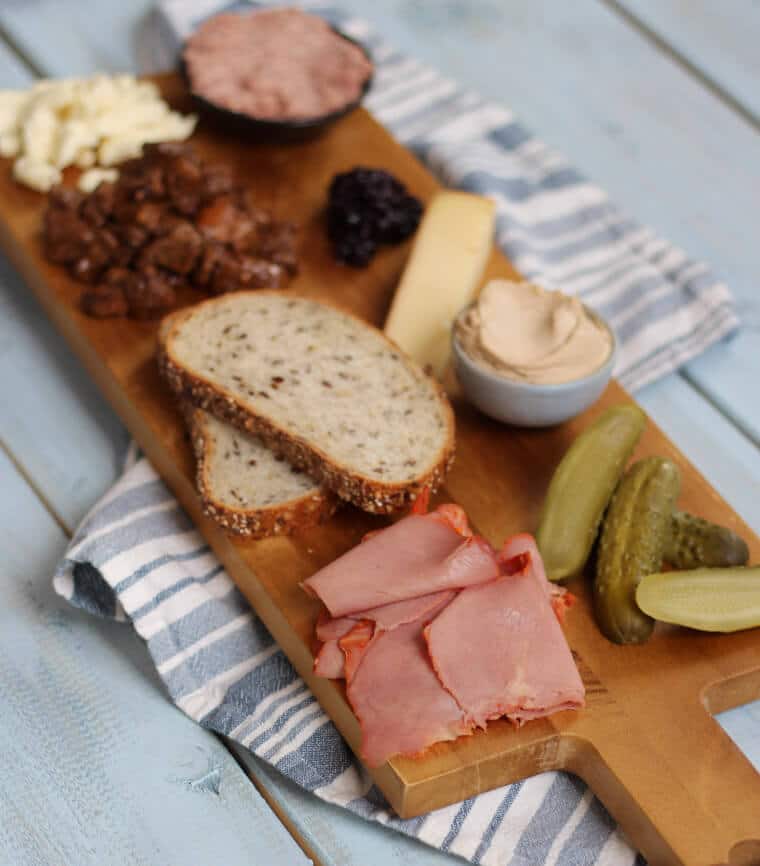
[
  {"left": 424, "top": 535, "right": 585, "bottom": 729},
  {"left": 313, "top": 591, "right": 454, "bottom": 679},
  {"left": 302, "top": 514, "right": 499, "bottom": 618},
  {"left": 306, "top": 494, "right": 584, "bottom": 769},
  {"left": 345, "top": 596, "right": 472, "bottom": 767}
]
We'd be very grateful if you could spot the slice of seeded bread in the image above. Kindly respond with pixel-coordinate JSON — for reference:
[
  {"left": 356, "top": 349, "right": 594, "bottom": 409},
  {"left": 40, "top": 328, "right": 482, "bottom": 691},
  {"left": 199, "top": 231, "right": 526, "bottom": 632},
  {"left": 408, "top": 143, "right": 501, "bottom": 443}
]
[
  {"left": 158, "top": 292, "right": 456, "bottom": 513},
  {"left": 185, "top": 406, "right": 337, "bottom": 537}
]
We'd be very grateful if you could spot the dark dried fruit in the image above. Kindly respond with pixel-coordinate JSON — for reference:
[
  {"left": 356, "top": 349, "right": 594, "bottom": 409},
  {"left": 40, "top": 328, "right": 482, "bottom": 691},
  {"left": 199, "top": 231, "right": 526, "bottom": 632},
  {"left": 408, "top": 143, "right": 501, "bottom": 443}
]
[{"left": 326, "top": 167, "right": 422, "bottom": 267}]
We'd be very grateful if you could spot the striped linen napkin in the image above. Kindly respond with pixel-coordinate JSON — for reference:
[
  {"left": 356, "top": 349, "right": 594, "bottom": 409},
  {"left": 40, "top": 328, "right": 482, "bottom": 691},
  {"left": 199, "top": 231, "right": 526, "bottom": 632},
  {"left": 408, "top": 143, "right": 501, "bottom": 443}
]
[
  {"left": 55, "top": 455, "right": 641, "bottom": 866},
  {"left": 142, "top": 0, "right": 739, "bottom": 391},
  {"left": 51, "top": 2, "right": 742, "bottom": 863}
]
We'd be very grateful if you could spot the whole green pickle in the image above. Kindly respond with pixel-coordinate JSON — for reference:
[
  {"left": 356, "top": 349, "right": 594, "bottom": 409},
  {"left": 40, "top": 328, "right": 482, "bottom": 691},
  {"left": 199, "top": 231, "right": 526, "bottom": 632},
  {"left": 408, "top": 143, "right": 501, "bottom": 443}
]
[
  {"left": 536, "top": 404, "right": 646, "bottom": 582},
  {"left": 594, "top": 456, "right": 681, "bottom": 644},
  {"left": 666, "top": 511, "right": 749, "bottom": 570}
]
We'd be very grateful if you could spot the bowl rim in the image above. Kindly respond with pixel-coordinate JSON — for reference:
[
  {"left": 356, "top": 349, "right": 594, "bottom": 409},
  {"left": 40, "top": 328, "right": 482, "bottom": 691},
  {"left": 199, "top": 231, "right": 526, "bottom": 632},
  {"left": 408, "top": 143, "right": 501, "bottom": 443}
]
[
  {"left": 452, "top": 298, "right": 618, "bottom": 394},
  {"left": 179, "top": 19, "right": 374, "bottom": 132}
]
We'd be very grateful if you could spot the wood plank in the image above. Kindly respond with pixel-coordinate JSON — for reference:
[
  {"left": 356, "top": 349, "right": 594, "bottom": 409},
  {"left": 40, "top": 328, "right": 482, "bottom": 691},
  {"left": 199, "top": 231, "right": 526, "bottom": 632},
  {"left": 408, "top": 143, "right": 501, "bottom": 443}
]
[
  {"left": 0, "top": 449, "right": 311, "bottom": 866},
  {"left": 635, "top": 376, "right": 759, "bottom": 534},
  {"left": 232, "top": 748, "right": 467, "bottom": 866},
  {"left": 0, "top": 42, "right": 129, "bottom": 531},
  {"left": 0, "top": 0, "right": 154, "bottom": 76},
  {"left": 0, "top": 30, "right": 30, "bottom": 85},
  {"left": 0, "top": 254, "right": 130, "bottom": 532},
  {"left": 2, "top": 76, "right": 758, "bottom": 864},
  {"left": 613, "top": 0, "right": 760, "bottom": 123}
]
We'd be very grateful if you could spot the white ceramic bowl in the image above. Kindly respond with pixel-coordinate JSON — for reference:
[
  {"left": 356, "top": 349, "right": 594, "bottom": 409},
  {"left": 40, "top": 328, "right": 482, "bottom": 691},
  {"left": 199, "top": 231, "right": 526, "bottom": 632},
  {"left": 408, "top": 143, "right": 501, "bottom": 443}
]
[{"left": 452, "top": 306, "right": 617, "bottom": 427}]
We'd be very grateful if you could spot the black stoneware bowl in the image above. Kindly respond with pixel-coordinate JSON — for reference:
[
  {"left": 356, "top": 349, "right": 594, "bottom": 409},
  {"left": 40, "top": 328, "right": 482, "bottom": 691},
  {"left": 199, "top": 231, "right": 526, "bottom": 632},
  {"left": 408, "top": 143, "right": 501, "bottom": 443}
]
[{"left": 179, "top": 26, "right": 373, "bottom": 145}]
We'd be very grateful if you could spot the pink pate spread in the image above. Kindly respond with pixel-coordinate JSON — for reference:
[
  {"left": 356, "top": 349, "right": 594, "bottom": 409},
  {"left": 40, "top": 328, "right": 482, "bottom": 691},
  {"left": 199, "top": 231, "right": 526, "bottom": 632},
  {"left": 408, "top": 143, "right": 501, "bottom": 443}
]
[{"left": 184, "top": 8, "right": 373, "bottom": 121}]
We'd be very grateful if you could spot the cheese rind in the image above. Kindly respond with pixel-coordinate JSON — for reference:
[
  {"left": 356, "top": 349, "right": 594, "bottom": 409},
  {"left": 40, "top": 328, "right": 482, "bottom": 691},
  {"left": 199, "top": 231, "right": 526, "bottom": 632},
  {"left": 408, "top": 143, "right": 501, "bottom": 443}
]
[{"left": 384, "top": 191, "right": 495, "bottom": 379}]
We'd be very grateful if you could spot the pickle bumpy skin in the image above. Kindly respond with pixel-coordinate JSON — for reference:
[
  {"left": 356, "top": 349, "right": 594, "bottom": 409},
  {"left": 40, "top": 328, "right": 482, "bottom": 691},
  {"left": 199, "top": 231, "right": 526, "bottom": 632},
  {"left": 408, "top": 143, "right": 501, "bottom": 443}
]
[
  {"left": 536, "top": 404, "right": 646, "bottom": 583},
  {"left": 594, "top": 456, "right": 681, "bottom": 645},
  {"left": 665, "top": 511, "right": 749, "bottom": 570}
]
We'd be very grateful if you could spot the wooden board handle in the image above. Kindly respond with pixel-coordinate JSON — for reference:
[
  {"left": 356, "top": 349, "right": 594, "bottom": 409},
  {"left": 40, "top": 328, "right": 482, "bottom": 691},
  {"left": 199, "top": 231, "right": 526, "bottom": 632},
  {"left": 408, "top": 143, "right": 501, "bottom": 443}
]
[{"left": 568, "top": 712, "right": 760, "bottom": 866}]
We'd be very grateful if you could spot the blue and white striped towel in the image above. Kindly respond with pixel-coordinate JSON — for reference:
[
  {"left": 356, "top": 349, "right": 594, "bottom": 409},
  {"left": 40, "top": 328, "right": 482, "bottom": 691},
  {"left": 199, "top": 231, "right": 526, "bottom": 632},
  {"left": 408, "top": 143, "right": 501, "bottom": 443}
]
[{"left": 53, "top": 2, "right": 743, "bottom": 863}]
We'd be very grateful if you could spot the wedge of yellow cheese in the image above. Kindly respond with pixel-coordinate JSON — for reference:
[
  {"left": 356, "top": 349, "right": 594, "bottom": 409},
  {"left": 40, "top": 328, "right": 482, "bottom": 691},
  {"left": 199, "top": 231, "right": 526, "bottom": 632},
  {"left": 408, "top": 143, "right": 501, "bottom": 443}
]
[{"left": 384, "top": 191, "right": 496, "bottom": 379}]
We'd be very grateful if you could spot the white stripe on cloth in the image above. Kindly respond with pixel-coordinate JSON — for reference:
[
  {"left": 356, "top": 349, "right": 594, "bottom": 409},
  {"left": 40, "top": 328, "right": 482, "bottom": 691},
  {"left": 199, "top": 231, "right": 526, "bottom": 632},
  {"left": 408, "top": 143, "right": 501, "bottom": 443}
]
[
  {"left": 97, "top": 529, "right": 207, "bottom": 593},
  {"left": 135, "top": 571, "right": 237, "bottom": 639},
  {"left": 177, "top": 645, "right": 280, "bottom": 718},
  {"left": 118, "top": 545, "right": 218, "bottom": 612},
  {"left": 417, "top": 801, "right": 470, "bottom": 848},
  {"left": 544, "top": 790, "right": 594, "bottom": 866},
  {"left": 415, "top": 103, "right": 514, "bottom": 146},
  {"left": 157, "top": 611, "right": 253, "bottom": 675},
  {"left": 595, "top": 829, "right": 641, "bottom": 866},
  {"left": 313, "top": 762, "right": 374, "bottom": 806},
  {"left": 66, "top": 499, "right": 179, "bottom": 560},
  {"left": 614, "top": 289, "right": 735, "bottom": 377},
  {"left": 444, "top": 785, "right": 518, "bottom": 861},
  {"left": 486, "top": 185, "right": 611, "bottom": 229},
  {"left": 229, "top": 679, "right": 307, "bottom": 742},
  {"left": 263, "top": 709, "right": 330, "bottom": 764},
  {"left": 243, "top": 685, "right": 317, "bottom": 749},
  {"left": 479, "top": 774, "right": 556, "bottom": 865}
]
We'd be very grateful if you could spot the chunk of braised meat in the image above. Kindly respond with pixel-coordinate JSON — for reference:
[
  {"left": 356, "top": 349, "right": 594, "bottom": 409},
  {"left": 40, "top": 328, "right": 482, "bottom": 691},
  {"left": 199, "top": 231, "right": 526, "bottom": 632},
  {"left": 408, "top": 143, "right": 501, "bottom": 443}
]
[
  {"left": 165, "top": 154, "right": 205, "bottom": 216},
  {"left": 69, "top": 229, "right": 119, "bottom": 283},
  {"left": 118, "top": 156, "right": 166, "bottom": 201},
  {"left": 80, "top": 181, "right": 117, "bottom": 228},
  {"left": 209, "top": 251, "right": 285, "bottom": 294},
  {"left": 138, "top": 221, "right": 203, "bottom": 274},
  {"left": 43, "top": 208, "right": 94, "bottom": 264},
  {"left": 48, "top": 186, "right": 85, "bottom": 212},
  {"left": 133, "top": 201, "right": 167, "bottom": 234},
  {"left": 255, "top": 221, "right": 299, "bottom": 275},
  {"left": 114, "top": 222, "right": 150, "bottom": 251},
  {"left": 43, "top": 142, "right": 299, "bottom": 319},
  {"left": 80, "top": 267, "right": 131, "bottom": 318},
  {"left": 196, "top": 196, "right": 264, "bottom": 249},
  {"left": 193, "top": 240, "right": 227, "bottom": 288},
  {"left": 201, "top": 163, "right": 234, "bottom": 200},
  {"left": 196, "top": 196, "right": 240, "bottom": 243},
  {"left": 123, "top": 266, "right": 177, "bottom": 319}
]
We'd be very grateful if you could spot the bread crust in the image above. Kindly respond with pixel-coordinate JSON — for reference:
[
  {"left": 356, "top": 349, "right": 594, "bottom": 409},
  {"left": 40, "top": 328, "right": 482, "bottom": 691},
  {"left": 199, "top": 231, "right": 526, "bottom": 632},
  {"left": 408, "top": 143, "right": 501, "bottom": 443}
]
[
  {"left": 184, "top": 404, "right": 338, "bottom": 537},
  {"left": 158, "top": 292, "right": 456, "bottom": 514}
]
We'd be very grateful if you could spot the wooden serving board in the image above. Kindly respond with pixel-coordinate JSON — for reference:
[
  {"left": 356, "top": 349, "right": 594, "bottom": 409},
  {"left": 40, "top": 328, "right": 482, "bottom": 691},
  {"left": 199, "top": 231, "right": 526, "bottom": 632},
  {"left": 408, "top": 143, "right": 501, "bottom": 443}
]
[{"left": 2, "top": 74, "right": 758, "bottom": 866}]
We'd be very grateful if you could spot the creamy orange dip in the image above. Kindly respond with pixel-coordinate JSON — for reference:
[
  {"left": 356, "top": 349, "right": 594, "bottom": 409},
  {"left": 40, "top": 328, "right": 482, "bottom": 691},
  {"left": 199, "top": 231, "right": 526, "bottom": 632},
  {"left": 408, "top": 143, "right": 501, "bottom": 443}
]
[{"left": 456, "top": 280, "right": 613, "bottom": 385}]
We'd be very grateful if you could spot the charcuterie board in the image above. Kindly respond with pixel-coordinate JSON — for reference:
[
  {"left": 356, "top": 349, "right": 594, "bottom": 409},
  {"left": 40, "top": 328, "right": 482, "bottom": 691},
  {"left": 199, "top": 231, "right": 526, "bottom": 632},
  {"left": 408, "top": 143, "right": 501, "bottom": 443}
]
[{"left": 1, "top": 74, "right": 758, "bottom": 866}]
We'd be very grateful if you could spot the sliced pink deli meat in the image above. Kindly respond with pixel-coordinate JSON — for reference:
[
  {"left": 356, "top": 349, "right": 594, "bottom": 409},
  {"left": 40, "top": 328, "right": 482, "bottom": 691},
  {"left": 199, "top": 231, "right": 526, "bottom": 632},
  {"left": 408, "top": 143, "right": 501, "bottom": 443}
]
[
  {"left": 312, "top": 636, "right": 349, "bottom": 679},
  {"left": 302, "top": 514, "right": 499, "bottom": 618},
  {"left": 313, "top": 591, "right": 456, "bottom": 679},
  {"left": 346, "top": 598, "right": 472, "bottom": 767},
  {"left": 425, "top": 537, "right": 585, "bottom": 729}
]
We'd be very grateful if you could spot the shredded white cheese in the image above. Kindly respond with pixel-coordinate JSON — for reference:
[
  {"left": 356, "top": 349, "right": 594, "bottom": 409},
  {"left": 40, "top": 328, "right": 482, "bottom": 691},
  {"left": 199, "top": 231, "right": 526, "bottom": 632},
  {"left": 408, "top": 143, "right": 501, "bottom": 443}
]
[{"left": 0, "top": 75, "right": 197, "bottom": 192}]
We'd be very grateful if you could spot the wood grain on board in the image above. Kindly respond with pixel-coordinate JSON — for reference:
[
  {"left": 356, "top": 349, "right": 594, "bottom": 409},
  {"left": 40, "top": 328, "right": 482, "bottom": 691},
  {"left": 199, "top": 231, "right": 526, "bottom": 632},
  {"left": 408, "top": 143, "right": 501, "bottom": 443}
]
[{"left": 0, "top": 74, "right": 757, "bottom": 866}]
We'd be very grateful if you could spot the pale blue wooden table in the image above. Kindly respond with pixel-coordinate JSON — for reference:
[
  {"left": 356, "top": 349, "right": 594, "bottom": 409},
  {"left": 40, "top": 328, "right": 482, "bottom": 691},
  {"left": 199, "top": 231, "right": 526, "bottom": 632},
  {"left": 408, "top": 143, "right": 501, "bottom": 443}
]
[{"left": 0, "top": 2, "right": 758, "bottom": 864}]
